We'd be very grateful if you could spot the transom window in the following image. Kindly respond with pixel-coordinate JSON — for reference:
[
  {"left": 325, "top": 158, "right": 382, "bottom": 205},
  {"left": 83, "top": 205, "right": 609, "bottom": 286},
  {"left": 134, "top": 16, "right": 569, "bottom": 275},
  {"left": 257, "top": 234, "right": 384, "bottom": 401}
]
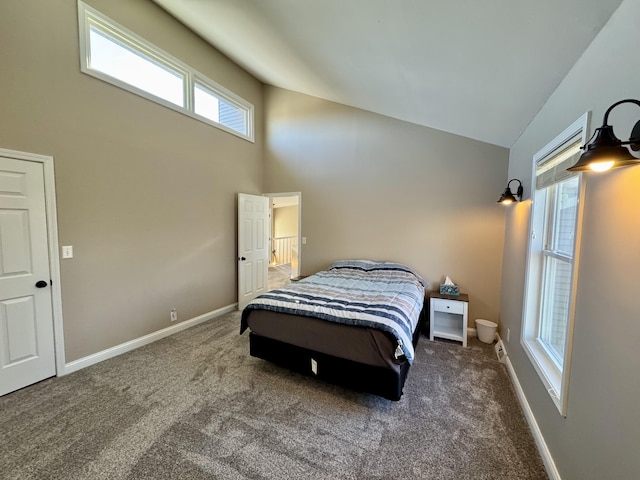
[
  {"left": 78, "top": 1, "right": 254, "bottom": 141},
  {"left": 522, "top": 113, "right": 588, "bottom": 416}
]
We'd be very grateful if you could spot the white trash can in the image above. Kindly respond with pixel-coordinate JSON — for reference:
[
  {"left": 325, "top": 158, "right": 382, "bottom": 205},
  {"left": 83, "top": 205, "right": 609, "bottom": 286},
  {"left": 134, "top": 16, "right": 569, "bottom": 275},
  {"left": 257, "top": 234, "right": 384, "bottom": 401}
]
[{"left": 476, "top": 319, "right": 498, "bottom": 344}]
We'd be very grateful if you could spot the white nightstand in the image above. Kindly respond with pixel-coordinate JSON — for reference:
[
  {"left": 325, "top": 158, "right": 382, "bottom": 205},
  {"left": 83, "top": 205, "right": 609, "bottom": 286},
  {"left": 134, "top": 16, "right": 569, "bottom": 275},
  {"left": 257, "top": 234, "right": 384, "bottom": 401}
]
[{"left": 429, "top": 292, "right": 469, "bottom": 347}]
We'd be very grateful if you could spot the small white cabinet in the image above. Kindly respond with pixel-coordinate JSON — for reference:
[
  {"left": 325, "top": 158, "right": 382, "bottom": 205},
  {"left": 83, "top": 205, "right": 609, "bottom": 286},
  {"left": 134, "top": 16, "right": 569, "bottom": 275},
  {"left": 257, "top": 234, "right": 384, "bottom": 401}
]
[{"left": 429, "top": 292, "right": 469, "bottom": 347}]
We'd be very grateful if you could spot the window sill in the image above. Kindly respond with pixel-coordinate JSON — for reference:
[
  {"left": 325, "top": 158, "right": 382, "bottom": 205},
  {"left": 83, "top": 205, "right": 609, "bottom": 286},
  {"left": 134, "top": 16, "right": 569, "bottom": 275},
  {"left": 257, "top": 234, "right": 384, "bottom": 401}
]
[{"left": 521, "top": 337, "right": 566, "bottom": 416}]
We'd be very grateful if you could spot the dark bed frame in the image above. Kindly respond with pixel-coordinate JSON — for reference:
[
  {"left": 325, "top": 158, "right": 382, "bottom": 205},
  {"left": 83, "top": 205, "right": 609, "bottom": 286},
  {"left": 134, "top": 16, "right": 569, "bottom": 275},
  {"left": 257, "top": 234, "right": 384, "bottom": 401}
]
[{"left": 248, "top": 306, "right": 427, "bottom": 401}]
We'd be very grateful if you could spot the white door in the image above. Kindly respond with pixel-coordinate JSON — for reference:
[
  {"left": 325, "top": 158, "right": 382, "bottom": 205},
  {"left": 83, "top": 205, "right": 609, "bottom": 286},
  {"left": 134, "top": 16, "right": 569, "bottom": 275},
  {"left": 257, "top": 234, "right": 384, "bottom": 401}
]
[
  {"left": 237, "top": 193, "right": 269, "bottom": 310},
  {"left": 0, "top": 156, "right": 56, "bottom": 396}
]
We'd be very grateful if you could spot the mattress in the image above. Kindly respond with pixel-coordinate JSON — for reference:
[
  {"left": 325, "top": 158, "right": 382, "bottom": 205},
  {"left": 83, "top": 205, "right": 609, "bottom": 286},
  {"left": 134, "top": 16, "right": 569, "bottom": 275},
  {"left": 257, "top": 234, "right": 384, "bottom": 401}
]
[
  {"left": 241, "top": 259, "right": 427, "bottom": 364},
  {"left": 244, "top": 309, "right": 402, "bottom": 372}
]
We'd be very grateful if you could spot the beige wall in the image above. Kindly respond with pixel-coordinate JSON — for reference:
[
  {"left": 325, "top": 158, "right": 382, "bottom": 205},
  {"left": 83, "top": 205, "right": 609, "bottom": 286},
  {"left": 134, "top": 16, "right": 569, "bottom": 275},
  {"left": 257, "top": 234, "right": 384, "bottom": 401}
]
[
  {"left": 273, "top": 205, "right": 298, "bottom": 238},
  {"left": 500, "top": 0, "right": 640, "bottom": 478},
  {"left": 264, "top": 86, "right": 509, "bottom": 326},
  {"left": 0, "top": 0, "right": 263, "bottom": 361}
]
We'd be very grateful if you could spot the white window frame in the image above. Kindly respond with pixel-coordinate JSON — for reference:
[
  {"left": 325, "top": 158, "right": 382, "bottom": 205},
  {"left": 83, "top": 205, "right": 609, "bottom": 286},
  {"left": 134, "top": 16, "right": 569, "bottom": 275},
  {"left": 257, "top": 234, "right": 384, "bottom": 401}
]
[
  {"left": 77, "top": 1, "right": 254, "bottom": 142},
  {"left": 521, "top": 112, "right": 589, "bottom": 416}
]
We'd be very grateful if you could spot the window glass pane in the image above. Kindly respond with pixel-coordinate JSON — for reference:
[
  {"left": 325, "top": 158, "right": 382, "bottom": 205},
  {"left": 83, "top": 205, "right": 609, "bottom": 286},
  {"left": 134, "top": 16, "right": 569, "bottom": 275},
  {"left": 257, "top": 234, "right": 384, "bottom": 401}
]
[
  {"left": 194, "top": 84, "right": 220, "bottom": 123},
  {"left": 219, "top": 100, "right": 247, "bottom": 134},
  {"left": 194, "top": 82, "right": 247, "bottom": 135},
  {"left": 540, "top": 256, "right": 572, "bottom": 365},
  {"left": 551, "top": 176, "right": 579, "bottom": 254},
  {"left": 89, "top": 26, "right": 184, "bottom": 107}
]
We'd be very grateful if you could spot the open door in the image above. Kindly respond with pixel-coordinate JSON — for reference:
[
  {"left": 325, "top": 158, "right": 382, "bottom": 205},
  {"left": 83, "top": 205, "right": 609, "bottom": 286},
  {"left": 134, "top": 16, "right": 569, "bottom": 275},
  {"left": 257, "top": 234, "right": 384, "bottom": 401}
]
[
  {"left": 0, "top": 154, "right": 56, "bottom": 396},
  {"left": 237, "top": 193, "right": 269, "bottom": 310}
]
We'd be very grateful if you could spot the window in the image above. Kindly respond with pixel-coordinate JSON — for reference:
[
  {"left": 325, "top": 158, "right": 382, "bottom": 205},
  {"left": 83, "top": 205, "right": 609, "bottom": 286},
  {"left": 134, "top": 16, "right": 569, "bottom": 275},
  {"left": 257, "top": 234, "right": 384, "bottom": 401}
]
[
  {"left": 522, "top": 113, "right": 588, "bottom": 416},
  {"left": 193, "top": 80, "right": 248, "bottom": 133},
  {"left": 539, "top": 175, "right": 579, "bottom": 367},
  {"left": 87, "top": 25, "right": 186, "bottom": 108},
  {"left": 78, "top": 1, "right": 254, "bottom": 141}
]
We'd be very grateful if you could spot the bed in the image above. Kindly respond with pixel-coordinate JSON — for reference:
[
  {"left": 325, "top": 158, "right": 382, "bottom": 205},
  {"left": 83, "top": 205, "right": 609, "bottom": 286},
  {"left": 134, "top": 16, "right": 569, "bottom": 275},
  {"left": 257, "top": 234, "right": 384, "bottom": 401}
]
[{"left": 240, "top": 260, "right": 428, "bottom": 400}]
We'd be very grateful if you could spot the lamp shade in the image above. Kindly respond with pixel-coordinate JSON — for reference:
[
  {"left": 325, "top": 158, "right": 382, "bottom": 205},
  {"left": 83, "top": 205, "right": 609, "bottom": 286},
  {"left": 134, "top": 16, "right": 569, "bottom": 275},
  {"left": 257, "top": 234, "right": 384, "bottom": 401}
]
[
  {"left": 497, "top": 179, "right": 523, "bottom": 204},
  {"left": 497, "top": 186, "right": 517, "bottom": 204},
  {"left": 567, "top": 125, "right": 639, "bottom": 172},
  {"left": 567, "top": 99, "right": 640, "bottom": 172}
]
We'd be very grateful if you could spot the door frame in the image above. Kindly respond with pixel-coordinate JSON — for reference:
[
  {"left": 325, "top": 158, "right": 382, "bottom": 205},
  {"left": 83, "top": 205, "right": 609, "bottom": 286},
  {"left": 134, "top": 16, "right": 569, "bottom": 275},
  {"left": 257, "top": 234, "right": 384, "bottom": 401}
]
[
  {"left": 265, "top": 192, "right": 302, "bottom": 278},
  {"left": 0, "top": 148, "right": 65, "bottom": 376}
]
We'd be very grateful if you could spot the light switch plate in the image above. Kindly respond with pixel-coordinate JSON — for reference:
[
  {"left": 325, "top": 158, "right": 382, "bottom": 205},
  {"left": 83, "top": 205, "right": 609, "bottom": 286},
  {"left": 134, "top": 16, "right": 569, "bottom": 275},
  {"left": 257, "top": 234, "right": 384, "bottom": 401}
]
[{"left": 62, "top": 245, "right": 73, "bottom": 259}]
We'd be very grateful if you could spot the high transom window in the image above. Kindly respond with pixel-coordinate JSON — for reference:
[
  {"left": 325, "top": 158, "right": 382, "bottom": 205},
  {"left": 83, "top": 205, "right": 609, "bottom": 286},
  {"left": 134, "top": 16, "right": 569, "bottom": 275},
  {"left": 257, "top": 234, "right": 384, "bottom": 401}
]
[{"left": 78, "top": 1, "right": 254, "bottom": 141}]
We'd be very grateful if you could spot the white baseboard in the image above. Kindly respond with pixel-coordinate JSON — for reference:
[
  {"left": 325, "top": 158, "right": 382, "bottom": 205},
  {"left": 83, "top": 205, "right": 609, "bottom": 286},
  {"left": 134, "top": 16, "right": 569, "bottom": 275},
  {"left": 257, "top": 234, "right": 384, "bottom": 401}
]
[
  {"left": 503, "top": 347, "right": 561, "bottom": 480},
  {"left": 63, "top": 303, "right": 237, "bottom": 375}
]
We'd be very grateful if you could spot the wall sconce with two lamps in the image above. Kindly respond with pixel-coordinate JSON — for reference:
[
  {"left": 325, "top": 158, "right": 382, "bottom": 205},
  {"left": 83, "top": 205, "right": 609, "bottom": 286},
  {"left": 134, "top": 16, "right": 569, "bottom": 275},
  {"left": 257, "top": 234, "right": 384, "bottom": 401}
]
[{"left": 497, "top": 98, "right": 640, "bottom": 204}]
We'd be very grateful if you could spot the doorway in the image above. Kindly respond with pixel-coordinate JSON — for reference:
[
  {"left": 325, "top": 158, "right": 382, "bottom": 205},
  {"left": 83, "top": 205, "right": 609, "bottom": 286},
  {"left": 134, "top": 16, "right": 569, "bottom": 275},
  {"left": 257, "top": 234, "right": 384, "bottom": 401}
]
[
  {"left": 0, "top": 148, "right": 64, "bottom": 396},
  {"left": 267, "top": 192, "right": 301, "bottom": 290}
]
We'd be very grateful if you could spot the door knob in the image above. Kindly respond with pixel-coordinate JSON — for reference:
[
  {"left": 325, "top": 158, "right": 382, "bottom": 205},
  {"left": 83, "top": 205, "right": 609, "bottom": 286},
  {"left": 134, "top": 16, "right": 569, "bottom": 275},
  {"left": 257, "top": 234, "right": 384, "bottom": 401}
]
[
  {"left": 239, "top": 256, "right": 246, "bottom": 261},
  {"left": 35, "top": 280, "right": 48, "bottom": 288}
]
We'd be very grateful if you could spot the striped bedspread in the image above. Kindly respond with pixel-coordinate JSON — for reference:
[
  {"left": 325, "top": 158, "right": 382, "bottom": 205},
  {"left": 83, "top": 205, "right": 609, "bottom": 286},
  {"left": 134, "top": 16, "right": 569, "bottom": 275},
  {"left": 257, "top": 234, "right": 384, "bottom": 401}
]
[{"left": 241, "top": 260, "right": 427, "bottom": 364}]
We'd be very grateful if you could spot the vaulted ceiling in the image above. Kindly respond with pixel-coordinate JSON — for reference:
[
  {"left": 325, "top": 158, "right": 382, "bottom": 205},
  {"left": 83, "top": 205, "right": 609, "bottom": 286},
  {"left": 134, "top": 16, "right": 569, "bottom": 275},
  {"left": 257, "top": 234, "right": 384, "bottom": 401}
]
[{"left": 153, "top": 0, "right": 623, "bottom": 147}]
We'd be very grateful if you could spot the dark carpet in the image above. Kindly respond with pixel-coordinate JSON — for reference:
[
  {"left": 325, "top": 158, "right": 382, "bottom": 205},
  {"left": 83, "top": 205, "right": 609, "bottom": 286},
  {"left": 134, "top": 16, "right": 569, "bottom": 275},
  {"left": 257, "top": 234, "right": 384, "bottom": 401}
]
[{"left": 0, "top": 310, "right": 547, "bottom": 479}]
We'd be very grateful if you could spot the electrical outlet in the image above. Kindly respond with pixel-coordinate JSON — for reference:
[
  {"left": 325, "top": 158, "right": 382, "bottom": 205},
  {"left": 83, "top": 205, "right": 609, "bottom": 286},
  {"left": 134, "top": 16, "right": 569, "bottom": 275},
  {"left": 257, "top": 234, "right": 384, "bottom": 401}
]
[
  {"left": 506, "top": 328, "right": 511, "bottom": 343},
  {"left": 495, "top": 340, "right": 506, "bottom": 363},
  {"left": 170, "top": 309, "right": 177, "bottom": 322}
]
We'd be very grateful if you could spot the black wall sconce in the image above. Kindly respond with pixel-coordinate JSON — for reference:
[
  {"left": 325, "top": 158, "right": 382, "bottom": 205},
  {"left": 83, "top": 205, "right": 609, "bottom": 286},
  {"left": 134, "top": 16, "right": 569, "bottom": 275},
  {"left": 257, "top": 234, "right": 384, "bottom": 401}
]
[
  {"left": 497, "top": 179, "right": 523, "bottom": 205},
  {"left": 567, "top": 99, "right": 640, "bottom": 172}
]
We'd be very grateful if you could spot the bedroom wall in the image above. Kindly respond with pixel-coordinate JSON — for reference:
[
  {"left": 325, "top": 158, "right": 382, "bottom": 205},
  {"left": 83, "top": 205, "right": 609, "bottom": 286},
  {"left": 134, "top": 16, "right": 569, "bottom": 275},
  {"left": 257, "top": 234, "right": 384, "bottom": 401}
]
[
  {"left": 273, "top": 205, "right": 299, "bottom": 239},
  {"left": 500, "top": 0, "right": 640, "bottom": 478},
  {"left": 263, "top": 86, "right": 509, "bottom": 327},
  {"left": 0, "top": 0, "right": 263, "bottom": 362}
]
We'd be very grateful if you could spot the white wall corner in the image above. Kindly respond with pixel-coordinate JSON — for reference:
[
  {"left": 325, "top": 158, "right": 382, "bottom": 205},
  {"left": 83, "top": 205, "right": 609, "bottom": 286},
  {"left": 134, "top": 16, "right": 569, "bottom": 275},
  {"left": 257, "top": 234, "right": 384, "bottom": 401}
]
[{"left": 62, "top": 303, "right": 237, "bottom": 375}]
